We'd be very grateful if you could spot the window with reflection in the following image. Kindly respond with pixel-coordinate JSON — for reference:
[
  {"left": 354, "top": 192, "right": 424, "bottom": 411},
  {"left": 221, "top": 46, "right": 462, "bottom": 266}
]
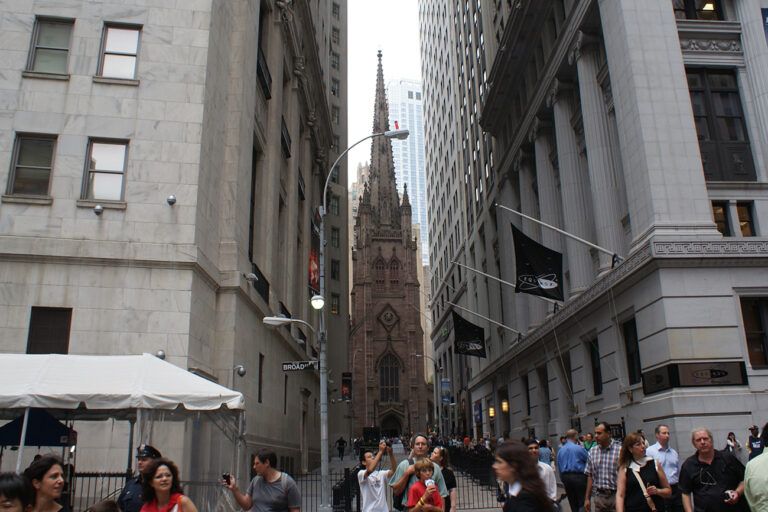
[
  {"left": 28, "top": 18, "right": 73, "bottom": 74},
  {"left": 379, "top": 353, "right": 400, "bottom": 402},
  {"left": 673, "top": 0, "right": 723, "bottom": 20},
  {"left": 84, "top": 140, "right": 128, "bottom": 201},
  {"left": 687, "top": 69, "right": 755, "bottom": 181},
  {"left": 99, "top": 25, "right": 141, "bottom": 79},
  {"left": 711, "top": 201, "right": 731, "bottom": 236},
  {"left": 8, "top": 134, "right": 56, "bottom": 196},
  {"left": 736, "top": 202, "right": 755, "bottom": 236},
  {"left": 741, "top": 297, "right": 768, "bottom": 368}
]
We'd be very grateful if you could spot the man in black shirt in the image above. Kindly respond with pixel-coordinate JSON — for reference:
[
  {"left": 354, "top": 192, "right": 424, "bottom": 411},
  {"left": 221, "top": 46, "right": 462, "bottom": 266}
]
[{"left": 679, "top": 428, "right": 747, "bottom": 512}]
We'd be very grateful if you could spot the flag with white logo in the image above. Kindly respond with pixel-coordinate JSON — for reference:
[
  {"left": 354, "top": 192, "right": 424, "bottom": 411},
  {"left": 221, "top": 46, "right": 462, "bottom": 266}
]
[
  {"left": 512, "top": 223, "right": 564, "bottom": 301},
  {"left": 452, "top": 310, "right": 486, "bottom": 358}
]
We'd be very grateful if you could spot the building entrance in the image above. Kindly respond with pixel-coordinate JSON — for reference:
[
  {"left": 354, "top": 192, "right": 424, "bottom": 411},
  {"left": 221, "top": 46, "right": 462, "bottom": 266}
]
[{"left": 380, "top": 414, "right": 402, "bottom": 438}]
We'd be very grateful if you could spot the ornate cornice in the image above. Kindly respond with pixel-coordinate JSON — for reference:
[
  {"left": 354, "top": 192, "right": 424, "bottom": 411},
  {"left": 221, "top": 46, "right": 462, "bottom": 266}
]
[
  {"left": 567, "top": 31, "right": 599, "bottom": 66},
  {"left": 680, "top": 38, "right": 741, "bottom": 53},
  {"left": 546, "top": 79, "right": 573, "bottom": 109},
  {"left": 652, "top": 240, "right": 768, "bottom": 257},
  {"left": 528, "top": 117, "right": 552, "bottom": 144}
]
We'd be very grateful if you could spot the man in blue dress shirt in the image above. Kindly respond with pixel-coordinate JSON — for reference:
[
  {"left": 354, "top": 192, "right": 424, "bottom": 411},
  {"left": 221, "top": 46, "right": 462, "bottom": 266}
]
[
  {"left": 647, "top": 424, "right": 682, "bottom": 512},
  {"left": 557, "top": 429, "right": 589, "bottom": 512}
]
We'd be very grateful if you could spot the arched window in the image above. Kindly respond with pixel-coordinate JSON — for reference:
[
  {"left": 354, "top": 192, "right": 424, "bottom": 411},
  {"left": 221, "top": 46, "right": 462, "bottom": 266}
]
[
  {"left": 374, "top": 259, "right": 386, "bottom": 290},
  {"left": 389, "top": 260, "right": 400, "bottom": 287},
  {"left": 379, "top": 353, "right": 400, "bottom": 403}
]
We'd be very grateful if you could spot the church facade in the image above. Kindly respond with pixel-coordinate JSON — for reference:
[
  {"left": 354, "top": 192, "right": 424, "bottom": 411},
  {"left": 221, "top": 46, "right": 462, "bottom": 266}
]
[{"left": 350, "top": 52, "right": 431, "bottom": 437}]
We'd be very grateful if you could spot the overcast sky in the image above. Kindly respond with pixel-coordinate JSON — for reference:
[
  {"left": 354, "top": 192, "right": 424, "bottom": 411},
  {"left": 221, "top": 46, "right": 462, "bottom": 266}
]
[{"left": 347, "top": 0, "right": 422, "bottom": 184}]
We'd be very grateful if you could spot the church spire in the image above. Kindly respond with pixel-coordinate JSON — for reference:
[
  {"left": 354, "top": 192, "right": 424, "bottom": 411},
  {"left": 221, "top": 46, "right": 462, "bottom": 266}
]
[{"left": 367, "top": 50, "right": 401, "bottom": 228}]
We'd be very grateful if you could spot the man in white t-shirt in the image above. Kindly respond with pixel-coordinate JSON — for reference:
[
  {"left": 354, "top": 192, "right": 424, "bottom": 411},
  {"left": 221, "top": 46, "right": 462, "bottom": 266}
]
[
  {"left": 526, "top": 438, "right": 558, "bottom": 502},
  {"left": 358, "top": 440, "right": 397, "bottom": 512}
]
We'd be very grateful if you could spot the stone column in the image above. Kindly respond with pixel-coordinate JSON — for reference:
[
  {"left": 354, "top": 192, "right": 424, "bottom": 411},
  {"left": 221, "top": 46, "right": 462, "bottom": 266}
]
[
  {"left": 498, "top": 174, "right": 530, "bottom": 334},
  {"left": 547, "top": 80, "right": 595, "bottom": 296},
  {"left": 516, "top": 151, "right": 548, "bottom": 326},
  {"left": 570, "top": 32, "right": 627, "bottom": 273},
  {"left": 530, "top": 118, "right": 565, "bottom": 254},
  {"left": 733, "top": 0, "right": 768, "bottom": 180},
  {"left": 598, "top": 0, "right": 717, "bottom": 245}
]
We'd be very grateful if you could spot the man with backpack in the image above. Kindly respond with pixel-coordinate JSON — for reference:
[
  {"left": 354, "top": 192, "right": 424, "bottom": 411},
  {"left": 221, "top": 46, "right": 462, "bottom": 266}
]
[
  {"left": 225, "top": 448, "right": 301, "bottom": 511},
  {"left": 389, "top": 433, "right": 448, "bottom": 511}
]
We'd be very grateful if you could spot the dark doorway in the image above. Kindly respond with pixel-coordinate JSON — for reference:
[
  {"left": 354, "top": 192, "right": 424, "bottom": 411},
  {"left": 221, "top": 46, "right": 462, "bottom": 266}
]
[{"left": 380, "top": 414, "right": 402, "bottom": 438}]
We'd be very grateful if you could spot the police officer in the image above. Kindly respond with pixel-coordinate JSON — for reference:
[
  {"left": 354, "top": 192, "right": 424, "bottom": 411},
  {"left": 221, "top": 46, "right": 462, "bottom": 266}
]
[{"left": 117, "top": 444, "right": 161, "bottom": 512}]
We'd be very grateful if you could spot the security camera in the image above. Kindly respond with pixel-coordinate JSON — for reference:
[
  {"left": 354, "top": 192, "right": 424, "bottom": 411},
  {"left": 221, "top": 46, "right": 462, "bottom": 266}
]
[
  {"left": 155, "top": 350, "right": 166, "bottom": 360},
  {"left": 167, "top": 195, "right": 177, "bottom": 206},
  {"left": 234, "top": 364, "right": 246, "bottom": 377},
  {"left": 93, "top": 204, "right": 104, "bottom": 216}
]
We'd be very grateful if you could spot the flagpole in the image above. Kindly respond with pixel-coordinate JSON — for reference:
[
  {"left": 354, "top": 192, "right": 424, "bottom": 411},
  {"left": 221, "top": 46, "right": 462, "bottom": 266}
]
[
  {"left": 452, "top": 261, "right": 561, "bottom": 305},
  {"left": 447, "top": 301, "right": 521, "bottom": 335},
  {"left": 494, "top": 203, "right": 624, "bottom": 265}
]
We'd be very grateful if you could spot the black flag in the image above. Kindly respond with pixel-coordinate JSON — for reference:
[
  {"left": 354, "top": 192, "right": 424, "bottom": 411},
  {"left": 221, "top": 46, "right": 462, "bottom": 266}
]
[
  {"left": 452, "top": 310, "right": 487, "bottom": 358},
  {"left": 512, "top": 223, "right": 564, "bottom": 301}
]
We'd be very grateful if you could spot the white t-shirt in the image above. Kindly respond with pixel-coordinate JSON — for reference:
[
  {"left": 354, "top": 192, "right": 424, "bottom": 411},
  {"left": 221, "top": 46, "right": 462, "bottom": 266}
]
[
  {"left": 538, "top": 461, "right": 557, "bottom": 501},
  {"left": 358, "top": 469, "right": 391, "bottom": 512}
]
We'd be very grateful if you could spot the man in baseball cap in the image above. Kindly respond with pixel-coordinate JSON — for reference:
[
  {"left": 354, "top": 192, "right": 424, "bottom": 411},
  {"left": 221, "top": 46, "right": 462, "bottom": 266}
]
[
  {"left": 117, "top": 444, "right": 161, "bottom": 512},
  {"left": 748, "top": 425, "right": 764, "bottom": 461}
]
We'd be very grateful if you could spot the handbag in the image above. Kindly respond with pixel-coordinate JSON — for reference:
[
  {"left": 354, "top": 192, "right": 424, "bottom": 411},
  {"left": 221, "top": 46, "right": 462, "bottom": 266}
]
[{"left": 630, "top": 465, "right": 657, "bottom": 512}]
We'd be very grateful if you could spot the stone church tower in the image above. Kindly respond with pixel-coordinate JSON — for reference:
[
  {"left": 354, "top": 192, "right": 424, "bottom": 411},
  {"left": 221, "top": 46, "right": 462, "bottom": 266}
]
[{"left": 350, "top": 52, "right": 430, "bottom": 437}]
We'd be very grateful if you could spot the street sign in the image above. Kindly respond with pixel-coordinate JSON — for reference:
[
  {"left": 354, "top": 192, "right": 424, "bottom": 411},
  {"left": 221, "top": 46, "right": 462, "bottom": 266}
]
[{"left": 282, "top": 360, "right": 319, "bottom": 372}]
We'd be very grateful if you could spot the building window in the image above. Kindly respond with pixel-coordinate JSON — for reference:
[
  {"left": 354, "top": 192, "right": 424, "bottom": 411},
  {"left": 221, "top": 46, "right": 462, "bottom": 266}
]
[
  {"left": 331, "top": 78, "right": 340, "bottom": 97},
  {"left": 587, "top": 337, "right": 603, "bottom": 396},
  {"left": 521, "top": 374, "right": 531, "bottom": 417},
  {"left": 331, "top": 227, "right": 340, "bottom": 248},
  {"left": 375, "top": 260, "right": 386, "bottom": 290},
  {"left": 330, "top": 165, "right": 339, "bottom": 183},
  {"left": 333, "top": 134, "right": 340, "bottom": 150},
  {"left": 390, "top": 260, "right": 400, "bottom": 287},
  {"left": 379, "top": 353, "right": 400, "bottom": 402},
  {"left": 7, "top": 134, "right": 56, "bottom": 197},
  {"left": 330, "top": 195, "right": 340, "bottom": 215},
  {"left": 741, "top": 298, "right": 768, "bottom": 368},
  {"left": 331, "top": 259, "right": 340, "bottom": 280},
  {"left": 83, "top": 140, "right": 128, "bottom": 201},
  {"left": 332, "top": 2, "right": 340, "bottom": 20},
  {"left": 332, "top": 106, "right": 340, "bottom": 124},
  {"left": 737, "top": 202, "right": 755, "bottom": 236},
  {"left": 331, "top": 52, "right": 340, "bottom": 70},
  {"left": 26, "top": 307, "right": 71, "bottom": 354},
  {"left": 27, "top": 18, "right": 73, "bottom": 74},
  {"left": 408, "top": 91, "right": 414, "bottom": 99},
  {"left": 673, "top": 0, "right": 723, "bottom": 20},
  {"left": 687, "top": 69, "right": 755, "bottom": 181},
  {"left": 99, "top": 25, "right": 141, "bottom": 79},
  {"left": 622, "top": 318, "right": 642, "bottom": 385},
  {"left": 332, "top": 27, "right": 340, "bottom": 44},
  {"left": 712, "top": 201, "right": 731, "bottom": 236},
  {"left": 331, "top": 293, "right": 340, "bottom": 315}
]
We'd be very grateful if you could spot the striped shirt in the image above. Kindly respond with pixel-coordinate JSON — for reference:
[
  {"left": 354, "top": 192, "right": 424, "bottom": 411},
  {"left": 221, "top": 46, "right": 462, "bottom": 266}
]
[{"left": 585, "top": 440, "right": 621, "bottom": 491}]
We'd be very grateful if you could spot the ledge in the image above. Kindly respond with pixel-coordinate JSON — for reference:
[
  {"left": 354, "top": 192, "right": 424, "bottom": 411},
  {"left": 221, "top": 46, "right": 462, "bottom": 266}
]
[
  {"left": 76, "top": 199, "right": 126, "bottom": 210},
  {"left": 92, "top": 76, "right": 140, "bottom": 86},
  {"left": 1, "top": 194, "right": 53, "bottom": 205},
  {"left": 21, "top": 71, "right": 69, "bottom": 81}
]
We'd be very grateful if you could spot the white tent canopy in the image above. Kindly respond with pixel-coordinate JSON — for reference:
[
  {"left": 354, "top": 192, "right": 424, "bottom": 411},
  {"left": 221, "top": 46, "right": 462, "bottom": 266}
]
[{"left": 0, "top": 353, "right": 244, "bottom": 411}]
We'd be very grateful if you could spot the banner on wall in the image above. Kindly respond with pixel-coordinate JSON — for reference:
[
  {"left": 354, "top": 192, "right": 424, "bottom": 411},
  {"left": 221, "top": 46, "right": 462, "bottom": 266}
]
[
  {"left": 308, "top": 212, "right": 320, "bottom": 293},
  {"left": 440, "top": 378, "right": 451, "bottom": 404},
  {"left": 473, "top": 401, "right": 482, "bottom": 425}
]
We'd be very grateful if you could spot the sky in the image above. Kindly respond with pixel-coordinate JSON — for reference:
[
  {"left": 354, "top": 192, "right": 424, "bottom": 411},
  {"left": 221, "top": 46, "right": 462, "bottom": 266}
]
[{"left": 347, "top": 0, "right": 422, "bottom": 185}]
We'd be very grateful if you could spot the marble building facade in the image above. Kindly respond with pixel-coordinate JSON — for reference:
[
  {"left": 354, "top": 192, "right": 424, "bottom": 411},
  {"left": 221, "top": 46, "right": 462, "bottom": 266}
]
[
  {"left": 0, "top": 0, "right": 349, "bottom": 476},
  {"left": 421, "top": 0, "right": 768, "bottom": 452}
]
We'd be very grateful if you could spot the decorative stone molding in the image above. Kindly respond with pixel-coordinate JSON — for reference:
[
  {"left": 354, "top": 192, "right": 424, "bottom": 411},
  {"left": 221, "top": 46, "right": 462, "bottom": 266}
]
[
  {"left": 680, "top": 38, "right": 741, "bottom": 53},
  {"left": 512, "top": 149, "right": 531, "bottom": 173},
  {"left": 652, "top": 240, "right": 768, "bottom": 257},
  {"left": 528, "top": 117, "right": 552, "bottom": 144},
  {"left": 546, "top": 79, "right": 572, "bottom": 108},
  {"left": 293, "top": 56, "right": 305, "bottom": 79},
  {"left": 568, "top": 31, "right": 599, "bottom": 66}
]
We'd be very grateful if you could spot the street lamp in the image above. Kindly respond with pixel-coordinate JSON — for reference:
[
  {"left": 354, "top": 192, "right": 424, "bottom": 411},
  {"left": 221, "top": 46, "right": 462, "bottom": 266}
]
[
  {"left": 263, "top": 315, "right": 316, "bottom": 334},
  {"left": 316, "top": 128, "right": 409, "bottom": 511},
  {"left": 414, "top": 354, "right": 442, "bottom": 434}
]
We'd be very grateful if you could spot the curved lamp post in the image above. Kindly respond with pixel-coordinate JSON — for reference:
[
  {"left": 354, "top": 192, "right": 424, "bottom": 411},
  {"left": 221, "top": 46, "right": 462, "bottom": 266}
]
[{"left": 315, "top": 128, "right": 408, "bottom": 510}]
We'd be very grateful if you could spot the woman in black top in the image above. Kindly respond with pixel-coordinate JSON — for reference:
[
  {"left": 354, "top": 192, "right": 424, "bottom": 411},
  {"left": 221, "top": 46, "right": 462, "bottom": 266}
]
[
  {"left": 430, "top": 447, "right": 457, "bottom": 512},
  {"left": 492, "top": 441, "right": 552, "bottom": 512},
  {"left": 616, "top": 432, "right": 671, "bottom": 512}
]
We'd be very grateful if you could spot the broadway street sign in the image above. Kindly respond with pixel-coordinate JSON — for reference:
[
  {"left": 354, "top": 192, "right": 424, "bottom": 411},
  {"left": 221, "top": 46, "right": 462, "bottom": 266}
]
[{"left": 282, "top": 360, "right": 319, "bottom": 372}]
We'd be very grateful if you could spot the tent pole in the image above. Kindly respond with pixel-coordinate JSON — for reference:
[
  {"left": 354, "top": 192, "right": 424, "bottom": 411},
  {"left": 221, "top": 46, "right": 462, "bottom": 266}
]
[
  {"left": 127, "top": 418, "right": 135, "bottom": 476},
  {"left": 15, "top": 408, "right": 30, "bottom": 473},
  {"left": 235, "top": 411, "right": 244, "bottom": 481},
  {"left": 136, "top": 409, "right": 143, "bottom": 447}
]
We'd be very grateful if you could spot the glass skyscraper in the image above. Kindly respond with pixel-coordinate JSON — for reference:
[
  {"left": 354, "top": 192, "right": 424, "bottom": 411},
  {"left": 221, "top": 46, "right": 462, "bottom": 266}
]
[{"left": 386, "top": 79, "right": 428, "bottom": 264}]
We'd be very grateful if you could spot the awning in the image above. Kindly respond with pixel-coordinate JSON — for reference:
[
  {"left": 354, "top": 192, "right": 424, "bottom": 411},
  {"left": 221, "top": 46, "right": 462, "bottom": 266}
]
[
  {"left": 0, "top": 408, "right": 76, "bottom": 446},
  {"left": 0, "top": 353, "right": 244, "bottom": 412}
]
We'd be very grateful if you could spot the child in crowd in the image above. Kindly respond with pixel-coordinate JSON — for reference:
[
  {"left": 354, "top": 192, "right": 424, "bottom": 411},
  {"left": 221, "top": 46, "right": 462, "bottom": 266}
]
[
  {"left": 0, "top": 472, "right": 33, "bottom": 512},
  {"left": 406, "top": 458, "right": 443, "bottom": 512}
]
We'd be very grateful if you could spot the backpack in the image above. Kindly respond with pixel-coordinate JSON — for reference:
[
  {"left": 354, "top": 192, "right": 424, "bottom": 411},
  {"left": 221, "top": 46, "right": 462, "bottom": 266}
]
[{"left": 392, "top": 458, "right": 414, "bottom": 511}]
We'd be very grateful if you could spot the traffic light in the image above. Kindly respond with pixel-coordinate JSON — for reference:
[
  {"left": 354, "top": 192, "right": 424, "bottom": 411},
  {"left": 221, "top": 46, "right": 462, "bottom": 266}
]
[{"left": 341, "top": 372, "right": 352, "bottom": 401}]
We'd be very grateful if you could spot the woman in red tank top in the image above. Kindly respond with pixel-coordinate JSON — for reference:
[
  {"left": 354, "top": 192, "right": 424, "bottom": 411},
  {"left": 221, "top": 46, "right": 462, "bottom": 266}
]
[{"left": 140, "top": 458, "right": 198, "bottom": 512}]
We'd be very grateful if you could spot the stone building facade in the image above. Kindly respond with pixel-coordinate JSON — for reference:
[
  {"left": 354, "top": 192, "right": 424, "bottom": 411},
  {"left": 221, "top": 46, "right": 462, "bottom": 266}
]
[
  {"left": 421, "top": 0, "right": 768, "bottom": 453},
  {"left": 350, "top": 52, "right": 431, "bottom": 437},
  {"left": 0, "top": 0, "right": 348, "bottom": 476}
]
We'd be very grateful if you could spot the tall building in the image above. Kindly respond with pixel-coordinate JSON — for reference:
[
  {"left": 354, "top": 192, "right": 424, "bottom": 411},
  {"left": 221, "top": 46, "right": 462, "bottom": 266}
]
[
  {"left": 350, "top": 51, "right": 431, "bottom": 437},
  {"left": 421, "top": 0, "right": 768, "bottom": 450},
  {"left": 418, "top": 0, "right": 491, "bottom": 436},
  {"left": 387, "top": 79, "right": 429, "bottom": 264},
  {"left": 0, "top": 0, "right": 348, "bottom": 477}
]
